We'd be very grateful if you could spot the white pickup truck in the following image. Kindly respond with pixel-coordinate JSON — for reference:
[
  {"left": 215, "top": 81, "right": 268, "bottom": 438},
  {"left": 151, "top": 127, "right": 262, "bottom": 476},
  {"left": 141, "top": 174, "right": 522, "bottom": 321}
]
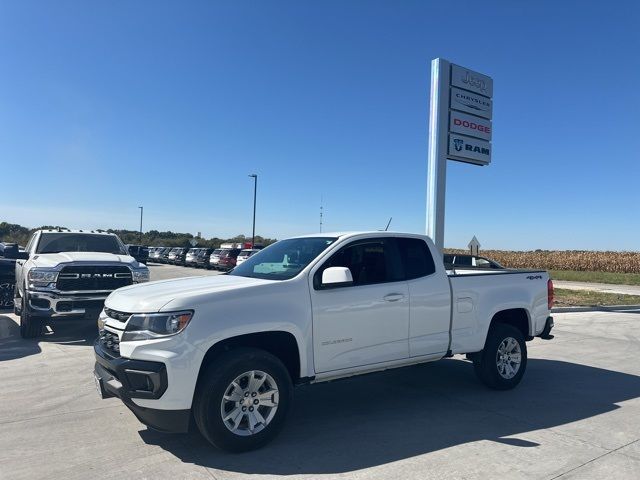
[
  {"left": 94, "top": 232, "right": 554, "bottom": 452},
  {"left": 15, "top": 229, "right": 149, "bottom": 338}
]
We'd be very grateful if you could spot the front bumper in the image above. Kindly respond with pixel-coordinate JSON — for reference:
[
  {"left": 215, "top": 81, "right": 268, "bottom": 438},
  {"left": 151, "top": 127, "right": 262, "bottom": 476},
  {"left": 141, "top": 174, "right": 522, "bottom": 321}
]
[
  {"left": 27, "top": 290, "right": 109, "bottom": 317},
  {"left": 93, "top": 340, "right": 190, "bottom": 433}
]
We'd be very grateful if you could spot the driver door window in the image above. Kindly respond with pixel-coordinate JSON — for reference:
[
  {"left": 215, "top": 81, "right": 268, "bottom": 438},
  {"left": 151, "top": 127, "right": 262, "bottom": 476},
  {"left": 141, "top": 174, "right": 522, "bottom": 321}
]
[{"left": 315, "top": 239, "right": 403, "bottom": 288}]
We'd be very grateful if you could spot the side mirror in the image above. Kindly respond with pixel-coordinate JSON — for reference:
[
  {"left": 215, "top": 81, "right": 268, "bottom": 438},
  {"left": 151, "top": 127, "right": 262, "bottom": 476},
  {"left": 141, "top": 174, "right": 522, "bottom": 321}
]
[{"left": 321, "top": 267, "right": 353, "bottom": 288}]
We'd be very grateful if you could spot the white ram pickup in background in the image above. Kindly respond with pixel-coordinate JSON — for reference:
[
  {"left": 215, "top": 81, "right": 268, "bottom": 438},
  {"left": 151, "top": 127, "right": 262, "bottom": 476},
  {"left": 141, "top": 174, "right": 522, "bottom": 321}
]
[
  {"left": 15, "top": 229, "right": 149, "bottom": 338},
  {"left": 94, "top": 232, "right": 554, "bottom": 452}
]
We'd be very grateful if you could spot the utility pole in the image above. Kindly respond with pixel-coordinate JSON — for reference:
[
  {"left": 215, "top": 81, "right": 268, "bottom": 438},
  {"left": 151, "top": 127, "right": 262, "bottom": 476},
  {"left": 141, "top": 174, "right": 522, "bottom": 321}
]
[
  {"left": 248, "top": 174, "right": 257, "bottom": 247},
  {"left": 319, "top": 195, "right": 323, "bottom": 233},
  {"left": 138, "top": 206, "right": 143, "bottom": 243}
]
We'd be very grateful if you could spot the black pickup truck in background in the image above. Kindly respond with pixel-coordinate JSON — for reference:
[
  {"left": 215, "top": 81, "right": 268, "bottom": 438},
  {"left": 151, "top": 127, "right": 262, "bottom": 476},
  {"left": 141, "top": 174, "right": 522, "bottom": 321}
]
[
  {"left": 126, "top": 244, "right": 149, "bottom": 264},
  {"left": 0, "top": 243, "right": 26, "bottom": 310}
]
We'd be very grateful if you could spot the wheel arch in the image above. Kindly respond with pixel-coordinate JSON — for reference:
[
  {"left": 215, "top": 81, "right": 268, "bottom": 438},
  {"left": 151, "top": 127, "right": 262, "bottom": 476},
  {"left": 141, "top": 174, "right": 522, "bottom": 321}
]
[
  {"left": 489, "top": 308, "right": 531, "bottom": 339},
  {"left": 197, "top": 331, "right": 303, "bottom": 387}
]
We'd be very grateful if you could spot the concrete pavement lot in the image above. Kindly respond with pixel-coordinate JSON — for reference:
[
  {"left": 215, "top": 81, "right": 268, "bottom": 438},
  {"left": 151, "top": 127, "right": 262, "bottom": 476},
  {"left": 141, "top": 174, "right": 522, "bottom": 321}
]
[
  {"left": 145, "top": 262, "right": 225, "bottom": 280},
  {"left": 0, "top": 267, "right": 639, "bottom": 479}
]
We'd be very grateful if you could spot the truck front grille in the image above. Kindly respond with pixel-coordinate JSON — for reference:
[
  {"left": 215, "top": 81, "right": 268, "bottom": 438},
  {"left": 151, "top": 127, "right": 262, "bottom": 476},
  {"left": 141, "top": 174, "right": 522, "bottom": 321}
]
[
  {"left": 57, "top": 266, "right": 132, "bottom": 292},
  {"left": 98, "top": 329, "right": 120, "bottom": 356}
]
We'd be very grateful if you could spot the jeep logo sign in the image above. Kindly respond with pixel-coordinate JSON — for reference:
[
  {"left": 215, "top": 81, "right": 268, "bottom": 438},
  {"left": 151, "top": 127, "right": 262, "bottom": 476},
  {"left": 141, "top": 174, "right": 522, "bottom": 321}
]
[
  {"left": 449, "top": 111, "right": 492, "bottom": 141},
  {"left": 451, "top": 64, "right": 493, "bottom": 98},
  {"left": 448, "top": 134, "right": 491, "bottom": 166}
]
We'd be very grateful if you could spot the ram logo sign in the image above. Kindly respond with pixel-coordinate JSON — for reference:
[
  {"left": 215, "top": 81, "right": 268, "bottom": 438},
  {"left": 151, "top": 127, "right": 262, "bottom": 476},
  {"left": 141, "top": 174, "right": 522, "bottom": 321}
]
[{"left": 448, "top": 134, "right": 491, "bottom": 166}]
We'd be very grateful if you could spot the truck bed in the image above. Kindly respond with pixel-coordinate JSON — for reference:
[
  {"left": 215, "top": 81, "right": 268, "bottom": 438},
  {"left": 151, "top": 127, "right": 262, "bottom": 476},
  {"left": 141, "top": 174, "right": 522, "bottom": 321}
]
[{"left": 446, "top": 268, "right": 550, "bottom": 354}]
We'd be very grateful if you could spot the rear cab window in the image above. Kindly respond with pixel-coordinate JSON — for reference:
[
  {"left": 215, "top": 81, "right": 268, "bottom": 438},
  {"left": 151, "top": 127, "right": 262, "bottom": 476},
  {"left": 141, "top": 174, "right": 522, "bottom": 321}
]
[{"left": 396, "top": 237, "right": 436, "bottom": 279}]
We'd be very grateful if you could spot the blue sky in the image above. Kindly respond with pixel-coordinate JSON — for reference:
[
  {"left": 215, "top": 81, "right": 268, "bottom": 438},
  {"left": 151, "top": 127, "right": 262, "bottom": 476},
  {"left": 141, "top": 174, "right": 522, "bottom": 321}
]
[{"left": 1, "top": 1, "right": 639, "bottom": 250}]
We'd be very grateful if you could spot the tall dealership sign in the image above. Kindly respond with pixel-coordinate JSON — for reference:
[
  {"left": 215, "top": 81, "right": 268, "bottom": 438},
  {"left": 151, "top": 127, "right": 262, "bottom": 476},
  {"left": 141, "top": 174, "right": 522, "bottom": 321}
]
[{"left": 426, "top": 58, "right": 493, "bottom": 251}]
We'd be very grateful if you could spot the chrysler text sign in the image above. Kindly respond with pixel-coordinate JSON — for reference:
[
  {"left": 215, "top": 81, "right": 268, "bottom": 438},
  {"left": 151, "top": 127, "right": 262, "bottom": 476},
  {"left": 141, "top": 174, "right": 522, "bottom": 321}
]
[
  {"left": 449, "top": 111, "right": 492, "bottom": 141},
  {"left": 448, "top": 134, "right": 491, "bottom": 166},
  {"left": 450, "top": 87, "right": 492, "bottom": 119}
]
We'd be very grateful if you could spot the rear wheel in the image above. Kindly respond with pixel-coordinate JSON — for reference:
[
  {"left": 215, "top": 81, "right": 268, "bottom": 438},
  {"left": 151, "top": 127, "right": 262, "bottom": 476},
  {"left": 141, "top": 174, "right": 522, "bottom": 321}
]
[
  {"left": 19, "top": 295, "right": 44, "bottom": 339},
  {"left": 474, "top": 323, "right": 527, "bottom": 390},
  {"left": 193, "top": 348, "right": 292, "bottom": 452}
]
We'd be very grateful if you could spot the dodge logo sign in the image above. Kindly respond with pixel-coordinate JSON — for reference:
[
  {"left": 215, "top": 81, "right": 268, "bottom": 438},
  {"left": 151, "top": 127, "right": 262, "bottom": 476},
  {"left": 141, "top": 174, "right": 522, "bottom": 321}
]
[
  {"left": 448, "top": 134, "right": 491, "bottom": 166},
  {"left": 449, "top": 111, "right": 492, "bottom": 141}
]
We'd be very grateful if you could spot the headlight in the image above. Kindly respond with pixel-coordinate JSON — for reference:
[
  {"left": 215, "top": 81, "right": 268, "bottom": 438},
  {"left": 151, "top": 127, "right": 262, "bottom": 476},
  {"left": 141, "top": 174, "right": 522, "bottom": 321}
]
[
  {"left": 132, "top": 268, "right": 150, "bottom": 283},
  {"left": 28, "top": 268, "right": 58, "bottom": 287},
  {"left": 97, "top": 310, "right": 107, "bottom": 330},
  {"left": 121, "top": 310, "right": 193, "bottom": 341}
]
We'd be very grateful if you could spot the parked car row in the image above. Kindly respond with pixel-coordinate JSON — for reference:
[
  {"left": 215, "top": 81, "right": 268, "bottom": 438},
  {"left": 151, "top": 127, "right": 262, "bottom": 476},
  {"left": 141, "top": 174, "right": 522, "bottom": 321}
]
[{"left": 147, "top": 244, "right": 262, "bottom": 271}]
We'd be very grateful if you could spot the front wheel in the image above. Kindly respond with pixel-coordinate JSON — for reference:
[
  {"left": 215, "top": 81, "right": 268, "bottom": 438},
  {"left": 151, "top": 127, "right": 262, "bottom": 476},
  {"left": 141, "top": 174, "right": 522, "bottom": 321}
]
[
  {"left": 474, "top": 323, "right": 527, "bottom": 390},
  {"left": 193, "top": 348, "right": 293, "bottom": 452},
  {"left": 19, "top": 295, "right": 44, "bottom": 339}
]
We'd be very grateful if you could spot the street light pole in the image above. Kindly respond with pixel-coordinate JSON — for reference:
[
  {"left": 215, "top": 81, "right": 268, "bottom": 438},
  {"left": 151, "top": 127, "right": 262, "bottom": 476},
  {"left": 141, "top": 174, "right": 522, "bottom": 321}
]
[
  {"left": 138, "top": 206, "right": 143, "bottom": 243},
  {"left": 248, "top": 174, "right": 257, "bottom": 247}
]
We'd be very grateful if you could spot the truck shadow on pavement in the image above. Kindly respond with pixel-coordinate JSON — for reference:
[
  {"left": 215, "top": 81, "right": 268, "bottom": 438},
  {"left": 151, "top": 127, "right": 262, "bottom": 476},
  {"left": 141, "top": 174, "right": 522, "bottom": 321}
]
[
  {"left": 140, "top": 357, "right": 640, "bottom": 474},
  {"left": 0, "top": 314, "right": 97, "bottom": 362}
]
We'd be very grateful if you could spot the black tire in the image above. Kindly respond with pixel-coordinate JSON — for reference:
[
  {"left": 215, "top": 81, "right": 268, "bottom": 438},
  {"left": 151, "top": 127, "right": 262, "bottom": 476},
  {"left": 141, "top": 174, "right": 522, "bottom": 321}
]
[
  {"left": 474, "top": 323, "right": 527, "bottom": 390},
  {"left": 13, "top": 285, "right": 22, "bottom": 316},
  {"left": 193, "top": 348, "right": 293, "bottom": 452},
  {"left": 19, "top": 295, "right": 43, "bottom": 339}
]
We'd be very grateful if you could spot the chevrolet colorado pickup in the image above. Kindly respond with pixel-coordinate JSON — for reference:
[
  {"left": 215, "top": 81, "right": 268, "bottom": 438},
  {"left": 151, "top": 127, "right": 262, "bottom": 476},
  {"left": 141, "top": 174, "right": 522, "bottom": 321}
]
[
  {"left": 94, "top": 232, "right": 554, "bottom": 452},
  {"left": 15, "top": 229, "right": 149, "bottom": 338}
]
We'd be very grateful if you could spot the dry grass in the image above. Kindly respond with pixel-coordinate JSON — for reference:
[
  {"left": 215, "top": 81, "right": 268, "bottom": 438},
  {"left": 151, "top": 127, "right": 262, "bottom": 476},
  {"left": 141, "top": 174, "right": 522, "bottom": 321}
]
[
  {"left": 445, "top": 249, "right": 640, "bottom": 274},
  {"left": 554, "top": 288, "right": 640, "bottom": 307}
]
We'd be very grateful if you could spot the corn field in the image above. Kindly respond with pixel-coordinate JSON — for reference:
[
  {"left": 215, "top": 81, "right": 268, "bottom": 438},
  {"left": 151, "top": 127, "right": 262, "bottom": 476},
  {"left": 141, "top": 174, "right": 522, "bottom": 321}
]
[{"left": 444, "top": 249, "right": 640, "bottom": 274}]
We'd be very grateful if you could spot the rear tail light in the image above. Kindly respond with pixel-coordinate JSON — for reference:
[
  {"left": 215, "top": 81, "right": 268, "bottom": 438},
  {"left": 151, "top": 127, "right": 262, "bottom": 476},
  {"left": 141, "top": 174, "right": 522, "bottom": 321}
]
[{"left": 547, "top": 279, "right": 554, "bottom": 309}]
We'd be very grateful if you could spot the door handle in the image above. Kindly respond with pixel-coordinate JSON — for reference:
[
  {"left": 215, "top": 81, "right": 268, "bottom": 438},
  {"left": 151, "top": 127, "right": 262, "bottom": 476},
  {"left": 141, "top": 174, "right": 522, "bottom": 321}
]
[{"left": 383, "top": 293, "right": 405, "bottom": 302}]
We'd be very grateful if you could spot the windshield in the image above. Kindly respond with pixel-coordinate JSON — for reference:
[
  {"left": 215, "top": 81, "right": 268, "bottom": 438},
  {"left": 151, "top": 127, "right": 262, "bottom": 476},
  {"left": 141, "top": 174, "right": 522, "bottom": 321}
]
[
  {"left": 36, "top": 233, "right": 126, "bottom": 254},
  {"left": 230, "top": 237, "right": 337, "bottom": 280}
]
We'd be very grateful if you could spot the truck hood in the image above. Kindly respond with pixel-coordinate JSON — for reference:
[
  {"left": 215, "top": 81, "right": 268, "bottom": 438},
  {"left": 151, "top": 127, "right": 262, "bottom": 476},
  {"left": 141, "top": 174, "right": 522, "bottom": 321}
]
[
  {"left": 104, "top": 274, "right": 275, "bottom": 313},
  {"left": 32, "top": 251, "right": 138, "bottom": 268}
]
